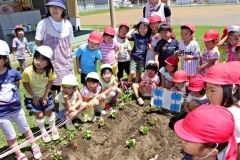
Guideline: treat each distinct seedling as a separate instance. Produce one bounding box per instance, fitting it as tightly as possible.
[118,102,126,110]
[109,110,118,119]
[140,126,150,135]
[126,138,136,149]
[146,117,157,126]
[83,130,92,140]
[50,150,63,160]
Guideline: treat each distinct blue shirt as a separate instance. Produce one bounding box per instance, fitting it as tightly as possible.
[155,38,179,69]
[0,67,21,117]
[129,33,150,63]
[76,43,102,74]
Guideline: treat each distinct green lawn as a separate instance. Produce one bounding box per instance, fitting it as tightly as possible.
[0,25,225,153]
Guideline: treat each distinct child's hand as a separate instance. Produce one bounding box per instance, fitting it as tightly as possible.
[41,95,48,105]
[77,68,81,74]
[63,94,69,100]
[33,96,40,106]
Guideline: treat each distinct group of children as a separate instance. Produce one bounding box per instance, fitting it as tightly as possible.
[1,12,240,159]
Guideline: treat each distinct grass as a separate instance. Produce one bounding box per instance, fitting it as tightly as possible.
[0,25,225,154]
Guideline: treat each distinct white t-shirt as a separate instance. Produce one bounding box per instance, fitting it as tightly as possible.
[186,94,208,102]
[35,17,74,44]
[57,90,80,110]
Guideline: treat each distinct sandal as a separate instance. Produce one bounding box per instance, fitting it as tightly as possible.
[17,154,28,160]
[31,144,42,159]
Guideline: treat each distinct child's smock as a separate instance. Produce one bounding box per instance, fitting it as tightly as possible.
[12,37,28,60]
[201,46,220,73]
[159,67,173,88]
[76,43,102,74]
[22,66,56,98]
[0,67,21,117]
[114,36,131,62]
[80,86,102,120]
[179,40,200,76]
[100,76,117,90]
[35,16,74,86]
[140,72,160,96]
[99,41,119,65]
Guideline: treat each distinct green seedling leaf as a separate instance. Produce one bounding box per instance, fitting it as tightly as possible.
[146,117,157,126]
[109,110,118,119]
[126,138,136,149]
[83,130,92,140]
[140,126,150,135]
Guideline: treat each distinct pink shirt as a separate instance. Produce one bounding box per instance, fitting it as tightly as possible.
[99,41,119,65]
[201,46,220,73]
[227,46,236,62]
[140,72,160,97]
[80,86,102,101]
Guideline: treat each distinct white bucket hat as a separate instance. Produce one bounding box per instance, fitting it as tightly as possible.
[227,25,240,33]
[85,72,100,81]
[0,40,10,56]
[100,64,112,70]
[36,46,53,59]
[61,74,78,86]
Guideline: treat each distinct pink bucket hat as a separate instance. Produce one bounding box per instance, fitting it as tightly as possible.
[174,104,237,160]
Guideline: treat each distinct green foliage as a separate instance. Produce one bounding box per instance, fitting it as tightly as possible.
[109,110,118,119]
[139,126,150,135]
[126,138,136,149]
[146,117,157,127]
[50,150,63,160]
[83,130,92,140]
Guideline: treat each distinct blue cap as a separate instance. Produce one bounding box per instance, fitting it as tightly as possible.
[46,0,66,10]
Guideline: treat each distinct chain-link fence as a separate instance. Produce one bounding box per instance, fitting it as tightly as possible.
[77,0,239,12]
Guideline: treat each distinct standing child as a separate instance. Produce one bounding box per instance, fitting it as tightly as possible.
[155,23,179,69]
[12,25,32,73]
[99,27,120,77]
[0,40,42,160]
[176,24,200,77]
[128,18,150,83]
[22,46,59,143]
[159,55,179,89]
[183,75,208,113]
[76,31,103,84]
[145,15,162,65]
[78,72,105,122]
[56,74,82,130]
[199,30,220,74]
[132,60,160,106]
[114,22,131,80]
[100,64,121,110]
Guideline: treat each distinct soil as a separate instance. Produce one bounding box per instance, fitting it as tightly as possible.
[41,100,183,160]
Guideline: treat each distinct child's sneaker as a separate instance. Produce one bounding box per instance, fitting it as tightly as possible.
[51,129,60,141]
[41,132,51,143]
[137,97,144,106]
[66,121,76,130]
[31,144,42,159]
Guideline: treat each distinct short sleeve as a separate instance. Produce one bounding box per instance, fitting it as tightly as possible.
[81,87,90,97]
[76,47,83,58]
[155,75,160,85]
[159,67,166,75]
[155,41,161,53]
[186,94,193,102]
[14,69,21,81]
[210,50,220,60]
[12,38,17,48]
[193,42,200,57]
[96,49,102,60]
[57,92,65,104]
[69,24,74,44]
[164,5,171,17]
[128,33,136,41]
[35,20,46,41]
[48,70,56,81]
[21,68,30,83]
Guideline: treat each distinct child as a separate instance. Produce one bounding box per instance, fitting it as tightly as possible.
[183,75,208,113]
[199,30,220,74]
[78,72,105,122]
[202,62,240,159]
[99,27,120,77]
[235,41,240,61]
[132,60,160,106]
[225,25,240,62]
[171,70,188,95]
[100,64,121,110]
[12,24,32,73]
[174,104,237,160]
[22,46,59,143]
[0,40,42,160]
[128,18,150,83]
[76,31,103,84]
[155,23,179,69]
[114,22,131,80]
[145,15,162,65]
[56,74,82,130]
[159,55,179,89]
[176,24,200,77]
